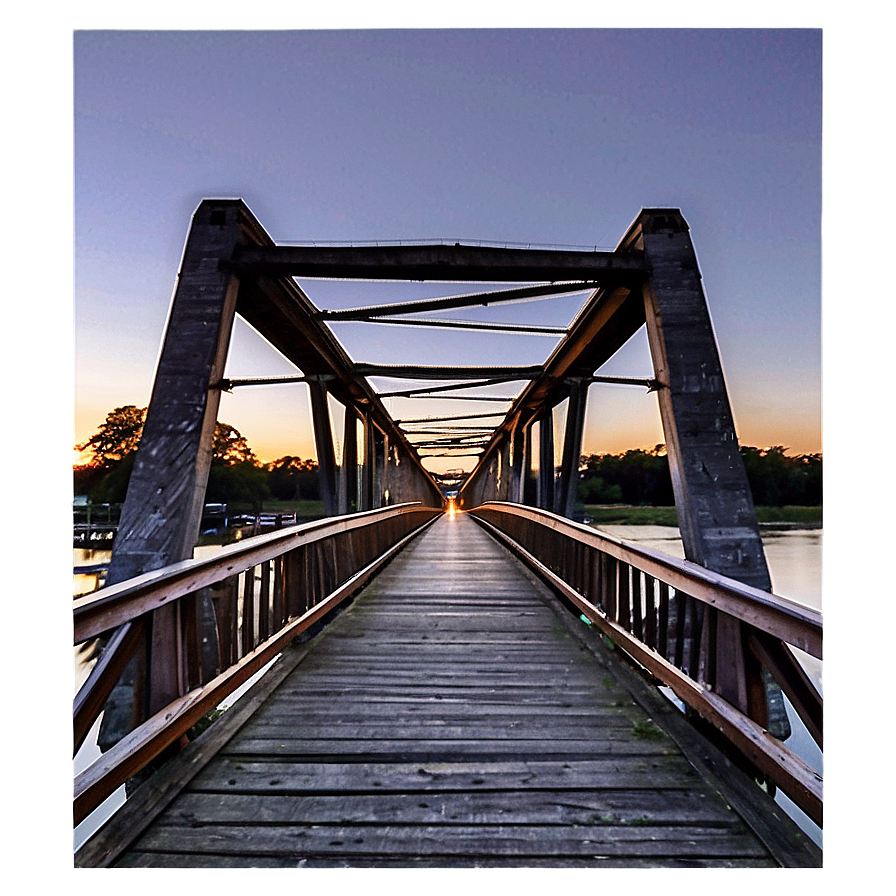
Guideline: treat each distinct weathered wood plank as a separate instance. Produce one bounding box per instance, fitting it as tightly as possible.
[117,852,777,869]
[155,787,737,825]
[222,738,675,758]
[127,822,769,860]
[104,513,816,868]
[185,757,702,793]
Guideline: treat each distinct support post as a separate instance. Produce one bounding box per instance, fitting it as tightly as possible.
[341,404,358,514]
[308,378,338,517]
[509,423,527,505]
[557,379,589,519]
[522,423,536,506]
[537,413,554,511]
[99,200,244,749]
[373,428,386,508]
[636,210,785,735]
[361,412,375,510]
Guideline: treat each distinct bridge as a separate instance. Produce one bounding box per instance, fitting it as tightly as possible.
[73,201,822,867]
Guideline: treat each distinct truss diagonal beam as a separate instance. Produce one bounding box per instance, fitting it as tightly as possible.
[403,394,518,402]
[377,377,519,399]
[318,282,599,320]
[395,412,507,424]
[355,364,542,381]
[349,317,567,336]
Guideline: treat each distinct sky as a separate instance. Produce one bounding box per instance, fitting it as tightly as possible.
[70,26,824,476]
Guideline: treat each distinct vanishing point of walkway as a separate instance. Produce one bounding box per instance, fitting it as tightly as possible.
[103,513,817,867]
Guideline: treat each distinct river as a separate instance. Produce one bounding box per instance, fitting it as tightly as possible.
[73,523,823,851]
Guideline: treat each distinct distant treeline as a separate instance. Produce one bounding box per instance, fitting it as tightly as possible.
[578,445,822,507]
[75,408,821,511]
[73,405,320,509]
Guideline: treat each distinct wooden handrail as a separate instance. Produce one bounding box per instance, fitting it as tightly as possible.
[74,503,434,645]
[74,515,437,824]
[468,502,823,828]
[471,502,821,657]
[74,504,441,823]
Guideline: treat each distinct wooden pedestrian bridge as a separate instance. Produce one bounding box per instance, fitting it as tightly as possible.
[73,201,822,867]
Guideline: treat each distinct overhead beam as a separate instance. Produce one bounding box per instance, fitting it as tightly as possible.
[228,243,647,283]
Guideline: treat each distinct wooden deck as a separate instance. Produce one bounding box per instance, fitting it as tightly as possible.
[85,512,820,867]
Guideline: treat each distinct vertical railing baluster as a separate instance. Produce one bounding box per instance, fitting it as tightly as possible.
[257,562,269,643]
[228,577,240,668]
[631,569,643,640]
[285,548,305,619]
[271,557,283,632]
[671,588,687,670]
[643,575,657,649]
[657,581,670,660]
[617,563,631,632]
[703,605,718,689]
[314,540,324,610]
[210,576,239,673]
[604,555,618,623]
[590,549,602,611]
[685,597,705,680]
[180,592,201,692]
[241,566,255,657]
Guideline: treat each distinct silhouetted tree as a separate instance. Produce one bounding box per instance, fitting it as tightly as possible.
[577,445,821,507]
[266,456,320,501]
[74,406,272,505]
[76,405,146,469]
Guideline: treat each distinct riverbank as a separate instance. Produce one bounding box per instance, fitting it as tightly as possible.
[583,505,822,528]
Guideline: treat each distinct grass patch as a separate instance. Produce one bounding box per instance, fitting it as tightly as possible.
[631,718,665,741]
[227,499,325,518]
[584,505,679,526]
[583,504,821,527]
[755,505,822,526]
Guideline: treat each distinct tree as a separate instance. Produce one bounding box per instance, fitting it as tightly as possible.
[74,406,270,504]
[212,423,257,465]
[576,444,823,509]
[266,456,320,501]
[76,405,146,469]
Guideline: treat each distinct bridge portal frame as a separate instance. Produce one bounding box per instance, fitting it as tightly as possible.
[94,200,800,755]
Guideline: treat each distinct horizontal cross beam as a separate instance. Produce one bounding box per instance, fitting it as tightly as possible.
[227,243,647,283]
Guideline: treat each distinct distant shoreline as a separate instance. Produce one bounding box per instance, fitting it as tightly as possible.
[583,505,822,529]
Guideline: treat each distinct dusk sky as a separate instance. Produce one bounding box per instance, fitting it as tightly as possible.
[72,27,823,475]
[11,9,891,874]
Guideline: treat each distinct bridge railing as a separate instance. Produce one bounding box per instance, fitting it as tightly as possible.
[73,503,441,826]
[468,502,823,827]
